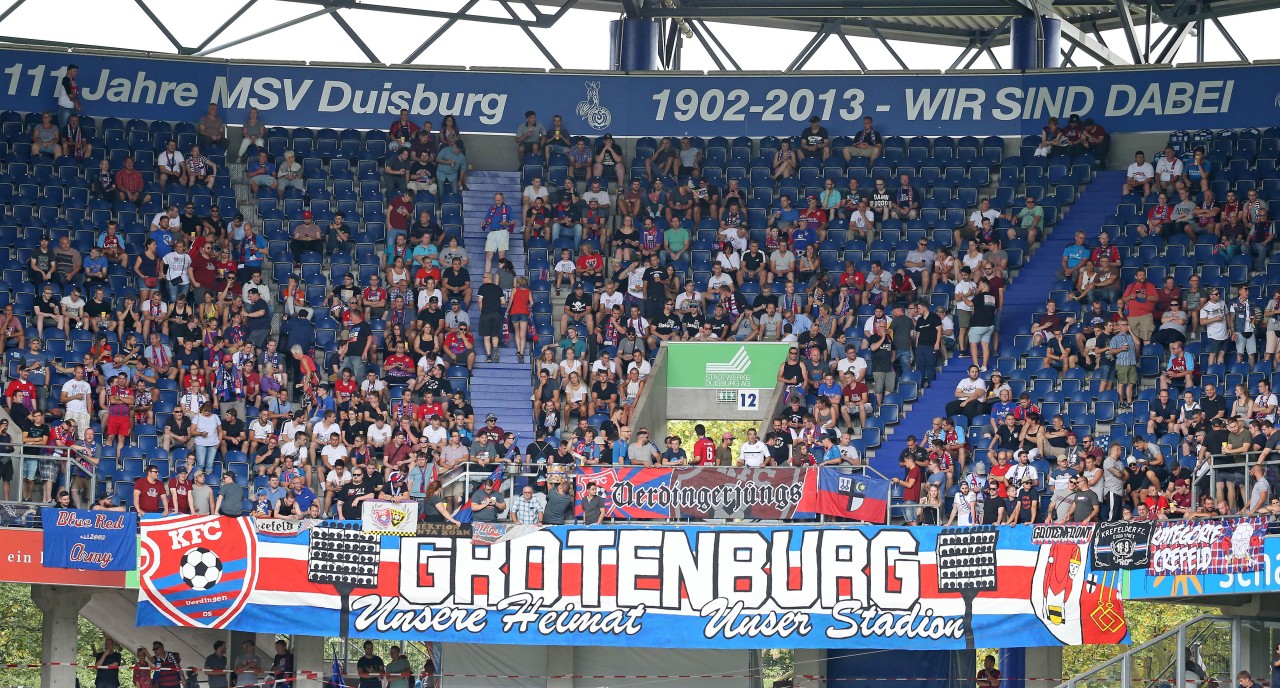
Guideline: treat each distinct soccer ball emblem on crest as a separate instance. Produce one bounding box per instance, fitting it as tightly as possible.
[179,547,223,591]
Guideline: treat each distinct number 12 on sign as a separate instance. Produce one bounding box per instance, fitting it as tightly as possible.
[737,390,759,411]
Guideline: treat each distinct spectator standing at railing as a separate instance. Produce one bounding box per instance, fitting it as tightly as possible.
[95,637,122,688]
[356,642,384,688]
[384,647,411,688]
[133,464,168,514]
[203,641,228,688]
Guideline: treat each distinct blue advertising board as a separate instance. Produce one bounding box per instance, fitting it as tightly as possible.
[0,46,1269,136]
[40,507,137,571]
[137,515,1128,648]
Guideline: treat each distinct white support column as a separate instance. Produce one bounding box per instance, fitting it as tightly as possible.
[1024,647,1064,687]
[31,585,93,688]
[546,646,574,688]
[292,636,325,688]
[792,650,825,688]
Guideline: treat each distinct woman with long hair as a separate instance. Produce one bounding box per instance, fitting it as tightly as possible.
[422,479,462,525]
[508,275,532,363]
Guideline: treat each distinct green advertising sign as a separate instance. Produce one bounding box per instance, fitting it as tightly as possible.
[665,342,792,389]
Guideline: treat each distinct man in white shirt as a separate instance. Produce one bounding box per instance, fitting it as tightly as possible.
[60,364,93,439]
[954,267,977,344]
[157,140,186,189]
[319,432,348,473]
[311,412,341,451]
[422,416,448,452]
[737,428,771,467]
[581,180,611,211]
[522,176,549,213]
[945,364,987,421]
[1154,146,1185,195]
[1124,150,1155,197]
[323,459,353,514]
[162,238,193,302]
[1200,288,1230,365]
[834,348,868,382]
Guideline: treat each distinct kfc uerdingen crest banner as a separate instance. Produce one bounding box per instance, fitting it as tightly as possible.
[137,515,1129,649]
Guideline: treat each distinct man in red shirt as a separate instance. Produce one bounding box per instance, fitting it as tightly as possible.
[389,189,414,238]
[5,367,35,413]
[799,196,828,242]
[988,450,1012,499]
[891,455,923,524]
[190,242,220,304]
[334,369,358,411]
[168,465,193,515]
[105,373,134,455]
[692,424,716,466]
[442,324,476,370]
[1120,267,1158,350]
[133,464,169,513]
[576,244,605,287]
[1089,231,1120,265]
[113,156,150,207]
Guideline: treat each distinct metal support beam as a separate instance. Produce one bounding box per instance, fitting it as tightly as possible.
[833,31,869,71]
[864,22,908,69]
[1210,16,1248,61]
[688,19,731,70]
[0,0,29,27]
[272,0,575,29]
[1113,0,1144,62]
[949,41,975,70]
[1196,13,1204,61]
[620,0,641,17]
[786,26,830,71]
[1061,42,1078,66]
[132,0,185,52]
[695,20,742,70]
[402,0,479,63]
[984,47,1002,68]
[499,0,562,69]
[195,7,332,56]
[1154,20,1191,62]
[959,18,1009,70]
[331,11,380,63]
[193,0,258,53]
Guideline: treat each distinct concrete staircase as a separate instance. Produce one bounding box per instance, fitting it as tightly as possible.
[460,171,535,442]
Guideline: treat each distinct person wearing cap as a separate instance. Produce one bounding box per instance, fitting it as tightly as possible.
[798,115,831,160]
[290,211,323,264]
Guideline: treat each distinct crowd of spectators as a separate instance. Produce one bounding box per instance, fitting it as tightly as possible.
[891,132,1280,528]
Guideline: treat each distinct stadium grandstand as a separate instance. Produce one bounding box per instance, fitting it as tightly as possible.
[5,2,1280,688]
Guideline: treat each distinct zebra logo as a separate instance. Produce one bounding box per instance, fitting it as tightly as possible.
[577,80,612,131]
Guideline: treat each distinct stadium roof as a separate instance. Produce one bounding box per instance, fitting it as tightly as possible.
[0,0,1274,70]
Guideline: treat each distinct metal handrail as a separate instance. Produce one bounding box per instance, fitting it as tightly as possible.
[0,447,97,510]
[1061,614,1227,688]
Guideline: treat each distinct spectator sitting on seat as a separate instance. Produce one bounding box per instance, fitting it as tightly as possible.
[157,139,187,189]
[889,174,918,221]
[243,149,279,198]
[1084,256,1118,307]
[1033,116,1067,157]
[843,115,883,164]
[514,109,544,162]
[946,365,987,422]
[1152,297,1189,349]
[566,138,593,180]
[593,134,625,187]
[1003,194,1044,245]
[1155,146,1185,195]
[388,109,419,151]
[1030,299,1073,347]
[61,113,92,161]
[195,102,226,150]
[272,149,303,200]
[183,145,217,191]
[30,111,62,158]
[1125,154,1155,199]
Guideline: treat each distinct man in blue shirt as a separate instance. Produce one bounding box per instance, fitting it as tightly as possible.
[246,151,276,196]
[150,217,175,259]
[1057,230,1090,280]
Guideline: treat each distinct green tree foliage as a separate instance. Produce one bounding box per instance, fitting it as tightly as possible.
[1062,602,1217,679]
[666,420,761,455]
[0,583,110,688]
